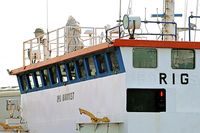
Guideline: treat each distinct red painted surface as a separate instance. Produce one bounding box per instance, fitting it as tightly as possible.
[113,39,200,49]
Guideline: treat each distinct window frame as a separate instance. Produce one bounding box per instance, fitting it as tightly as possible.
[106,50,120,74]
[48,65,59,85]
[171,49,195,69]
[17,47,125,94]
[85,56,97,77]
[40,68,51,87]
[76,58,87,80]
[19,74,29,92]
[35,70,43,88]
[58,63,69,83]
[27,72,37,90]
[95,53,108,74]
[132,47,158,68]
[66,61,77,81]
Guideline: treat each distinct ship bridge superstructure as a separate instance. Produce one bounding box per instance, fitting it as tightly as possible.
[9,0,200,132]
[10,37,200,133]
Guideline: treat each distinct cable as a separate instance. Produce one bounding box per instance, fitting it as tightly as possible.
[46,0,49,34]
[144,8,149,33]
[194,0,199,41]
[184,0,188,41]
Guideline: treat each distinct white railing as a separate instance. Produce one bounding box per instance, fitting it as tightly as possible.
[23,26,119,66]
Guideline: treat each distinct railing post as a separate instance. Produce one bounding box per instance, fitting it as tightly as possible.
[188,16,192,42]
[174,22,178,41]
[30,40,33,65]
[94,28,97,45]
[23,42,25,66]
[57,29,59,56]
[64,27,66,53]
[38,38,41,61]
[93,28,95,45]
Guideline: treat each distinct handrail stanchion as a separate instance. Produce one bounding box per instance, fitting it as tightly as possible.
[188,15,200,42]
[23,43,25,66]
[30,41,33,65]
[188,16,192,42]
[56,29,59,56]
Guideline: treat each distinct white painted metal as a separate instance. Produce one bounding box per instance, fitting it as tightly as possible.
[18,1,200,132]
[20,47,200,133]
[121,47,200,133]
[21,74,126,133]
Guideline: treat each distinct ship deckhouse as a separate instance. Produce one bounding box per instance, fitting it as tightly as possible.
[9,0,200,131]
[11,43,125,94]
[10,37,200,133]
[11,39,199,94]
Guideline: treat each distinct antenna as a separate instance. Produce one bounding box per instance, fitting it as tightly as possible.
[46,0,49,34]
[127,0,133,15]
[184,0,188,41]
[45,0,50,60]
[117,0,122,38]
[194,0,199,41]
[116,0,122,23]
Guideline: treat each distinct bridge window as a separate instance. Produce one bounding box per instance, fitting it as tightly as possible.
[107,51,119,73]
[36,71,42,88]
[76,59,86,79]
[67,62,77,80]
[133,48,157,68]
[17,47,125,94]
[49,66,58,84]
[171,49,195,69]
[28,73,35,89]
[85,56,96,77]
[20,75,28,92]
[59,64,68,82]
[42,69,50,86]
[96,54,107,73]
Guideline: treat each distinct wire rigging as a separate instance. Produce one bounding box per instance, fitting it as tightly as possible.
[46,0,49,34]
[194,0,199,41]
[183,0,188,41]
[144,8,149,33]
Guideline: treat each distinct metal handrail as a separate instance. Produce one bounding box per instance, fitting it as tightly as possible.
[188,15,200,41]
[23,26,106,66]
[23,21,178,66]
[105,20,177,44]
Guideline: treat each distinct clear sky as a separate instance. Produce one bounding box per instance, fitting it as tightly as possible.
[0,0,197,87]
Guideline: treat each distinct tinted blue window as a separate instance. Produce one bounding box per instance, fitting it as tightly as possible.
[17,48,125,93]
[76,59,86,79]
[41,69,50,86]
[67,62,76,80]
[58,64,68,82]
[49,66,58,84]
[96,54,107,73]
[20,75,28,92]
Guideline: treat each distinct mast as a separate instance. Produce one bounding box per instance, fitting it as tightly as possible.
[163,0,175,41]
